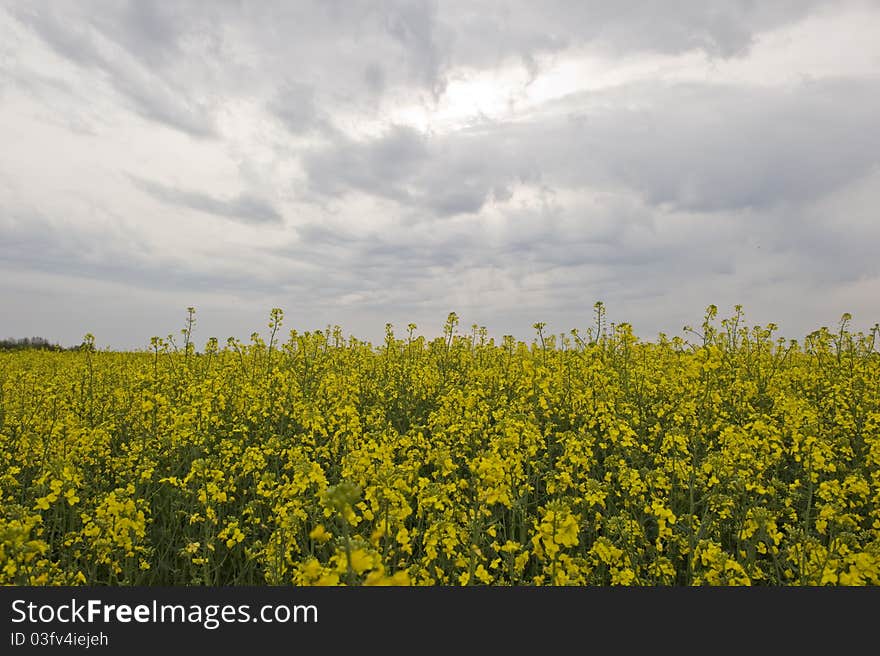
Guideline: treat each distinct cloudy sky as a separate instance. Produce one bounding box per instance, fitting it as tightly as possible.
[1,1,878,349]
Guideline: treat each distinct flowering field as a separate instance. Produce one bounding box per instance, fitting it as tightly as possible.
[2,305,879,586]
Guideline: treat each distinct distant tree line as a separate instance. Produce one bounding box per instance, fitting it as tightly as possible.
[0,337,72,352]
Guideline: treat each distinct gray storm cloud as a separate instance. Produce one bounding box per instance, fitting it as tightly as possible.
[0,0,877,349]
[130,177,283,225]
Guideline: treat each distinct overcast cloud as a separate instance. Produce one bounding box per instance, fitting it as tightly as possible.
[1,0,878,349]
